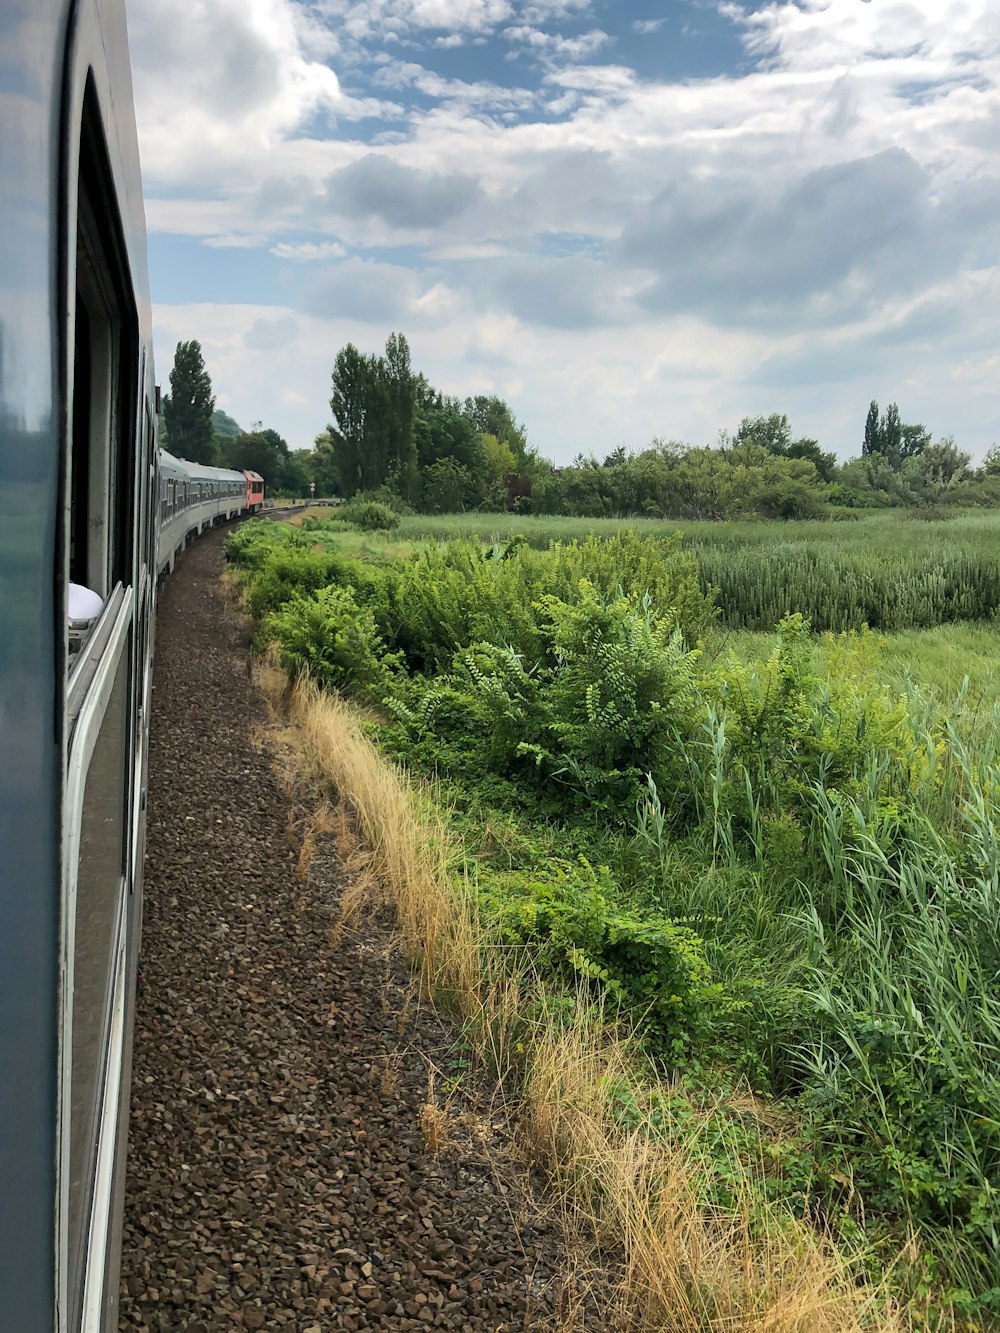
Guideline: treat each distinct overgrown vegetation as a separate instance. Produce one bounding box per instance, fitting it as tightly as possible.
[377,508,1000,633]
[265,670,904,1333]
[228,515,1000,1326]
[163,330,999,513]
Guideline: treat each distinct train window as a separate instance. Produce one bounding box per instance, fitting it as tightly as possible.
[68,81,138,626]
[63,77,140,1333]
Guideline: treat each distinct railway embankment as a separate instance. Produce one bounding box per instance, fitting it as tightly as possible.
[118,526,604,1331]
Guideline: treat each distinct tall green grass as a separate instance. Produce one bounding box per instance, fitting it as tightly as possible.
[390,510,1000,633]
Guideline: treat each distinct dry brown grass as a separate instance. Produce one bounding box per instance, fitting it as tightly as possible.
[261,668,481,1008]
[254,655,906,1333]
[294,801,337,882]
[522,1019,903,1333]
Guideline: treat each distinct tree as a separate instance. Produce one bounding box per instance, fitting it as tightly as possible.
[480,433,518,509]
[879,402,902,470]
[414,397,481,474]
[734,413,792,456]
[384,332,418,502]
[863,400,880,457]
[310,429,342,497]
[222,426,290,492]
[786,437,837,484]
[462,394,529,465]
[421,457,474,513]
[328,333,423,498]
[163,340,216,463]
[729,413,836,482]
[918,436,970,490]
[281,450,312,497]
[900,422,931,461]
[329,343,385,494]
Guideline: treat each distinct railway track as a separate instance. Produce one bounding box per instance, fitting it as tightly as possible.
[118,526,601,1331]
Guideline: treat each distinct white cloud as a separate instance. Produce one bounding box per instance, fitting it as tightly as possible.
[503,24,610,60]
[316,0,513,43]
[135,0,1000,461]
[154,253,999,466]
[271,239,347,260]
[129,0,388,187]
[370,57,537,110]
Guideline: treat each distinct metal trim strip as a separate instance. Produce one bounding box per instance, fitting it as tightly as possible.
[57,584,134,1333]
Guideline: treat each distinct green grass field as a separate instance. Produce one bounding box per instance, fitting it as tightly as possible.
[256,508,1000,1319]
[392,505,1000,550]
[311,507,1000,633]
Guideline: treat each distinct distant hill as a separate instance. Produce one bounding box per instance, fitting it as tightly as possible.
[212,409,243,440]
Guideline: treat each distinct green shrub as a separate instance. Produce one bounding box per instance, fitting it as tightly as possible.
[266,585,398,696]
[340,499,400,531]
[483,856,716,1054]
[224,521,297,570]
[245,546,352,619]
[388,580,704,814]
[387,530,715,672]
[526,581,704,807]
[702,615,914,841]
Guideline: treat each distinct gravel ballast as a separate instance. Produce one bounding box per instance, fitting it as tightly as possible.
[118,524,599,1332]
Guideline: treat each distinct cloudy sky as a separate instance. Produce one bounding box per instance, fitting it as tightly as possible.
[126,0,999,463]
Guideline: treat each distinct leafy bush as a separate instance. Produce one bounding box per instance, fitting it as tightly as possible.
[388,580,704,813]
[483,857,716,1054]
[339,499,400,531]
[703,615,914,837]
[245,546,352,619]
[224,521,297,570]
[266,585,398,696]
[527,582,704,805]
[387,530,715,672]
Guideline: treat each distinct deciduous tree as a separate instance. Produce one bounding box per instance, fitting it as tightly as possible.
[222,426,290,492]
[879,402,902,470]
[329,343,383,494]
[863,400,880,457]
[164,340,216,463]
[384,332,418,502]
[900,422,931,461]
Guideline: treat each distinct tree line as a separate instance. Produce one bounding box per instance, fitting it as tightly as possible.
[160,340,312,495]
[161,336,999,517]
[317,332,544,511]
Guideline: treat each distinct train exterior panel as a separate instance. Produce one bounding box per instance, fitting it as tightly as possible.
[0,0,155,1329]
[0,1,266,1329]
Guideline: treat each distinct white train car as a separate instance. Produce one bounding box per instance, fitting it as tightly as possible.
[156,451,249,574]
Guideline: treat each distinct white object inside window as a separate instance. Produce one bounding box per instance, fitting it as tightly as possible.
[68,582,105,658]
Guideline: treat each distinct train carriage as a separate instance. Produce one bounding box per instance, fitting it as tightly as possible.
[156,451,247,574]
[0,0,155,1328]
[0,2,273,1326]
[243,468,265,513]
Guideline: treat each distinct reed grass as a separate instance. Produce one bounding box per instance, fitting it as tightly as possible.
[384,510,1000,633]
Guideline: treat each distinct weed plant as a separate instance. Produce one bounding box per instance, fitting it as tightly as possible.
[227,517,1000,1322]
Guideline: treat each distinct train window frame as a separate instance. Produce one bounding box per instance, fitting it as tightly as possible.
[59,73,142,1333]
[67,79,139,672]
